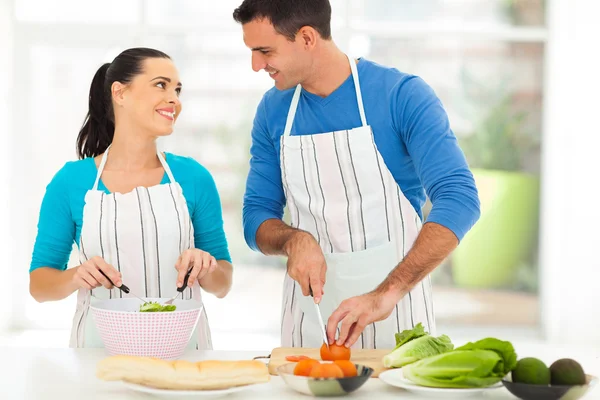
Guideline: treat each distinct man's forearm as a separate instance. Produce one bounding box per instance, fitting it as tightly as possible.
[255,218,306,256]
[376,222,459,296]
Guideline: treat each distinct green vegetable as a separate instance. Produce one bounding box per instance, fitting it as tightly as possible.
[455,337,517,373]
[402,337,517,388]
[403,349,505,388]
[382,324,454,368]
[550,358,586,386]
[139,302,177,312]
[394,323,427,348]
[512,357,550,385]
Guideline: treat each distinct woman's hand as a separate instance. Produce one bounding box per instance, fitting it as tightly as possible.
[73,256,122,290]
[175,249,217,288]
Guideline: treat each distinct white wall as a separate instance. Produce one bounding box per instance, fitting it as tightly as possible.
[540,0,600,346]
[0,0,14,333]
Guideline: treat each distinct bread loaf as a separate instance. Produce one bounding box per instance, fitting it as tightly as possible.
[96,355,270,390]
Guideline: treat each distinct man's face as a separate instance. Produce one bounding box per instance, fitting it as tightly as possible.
[242,18,310,90]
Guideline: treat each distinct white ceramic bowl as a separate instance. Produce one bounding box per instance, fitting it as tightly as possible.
[277,363,373,397]
[90,297,202,360]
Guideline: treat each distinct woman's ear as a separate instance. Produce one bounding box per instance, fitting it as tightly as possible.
[111,81,127,107]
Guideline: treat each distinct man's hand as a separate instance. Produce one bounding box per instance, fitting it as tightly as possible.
[284,231,327,303]
[326,222,458,347]
[254,219,327,303]
[326,289,400,347]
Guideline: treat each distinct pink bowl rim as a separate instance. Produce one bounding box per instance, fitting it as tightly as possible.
[90,300,203,315]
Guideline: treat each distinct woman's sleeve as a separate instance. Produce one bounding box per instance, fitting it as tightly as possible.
[191,164,232,263]
[29,164,76,272]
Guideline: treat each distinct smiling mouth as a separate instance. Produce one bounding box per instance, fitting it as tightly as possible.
[157,110,175,120]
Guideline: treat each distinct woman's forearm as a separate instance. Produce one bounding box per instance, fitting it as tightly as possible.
[29,267,80,302]
[198,260,233,298]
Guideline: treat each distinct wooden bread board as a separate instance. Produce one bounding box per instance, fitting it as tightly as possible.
[267,347,392,378]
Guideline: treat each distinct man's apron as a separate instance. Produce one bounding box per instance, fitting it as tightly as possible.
[279,55,435,349]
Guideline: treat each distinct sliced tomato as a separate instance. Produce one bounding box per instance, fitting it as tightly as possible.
[285,355,311,362]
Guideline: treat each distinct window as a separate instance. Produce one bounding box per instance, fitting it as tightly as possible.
[9,0,546,348]
[15,0,141,24]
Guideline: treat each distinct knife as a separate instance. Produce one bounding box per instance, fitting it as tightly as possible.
[309,286,330,350]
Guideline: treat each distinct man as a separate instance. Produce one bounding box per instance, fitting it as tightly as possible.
[233,0,480,349]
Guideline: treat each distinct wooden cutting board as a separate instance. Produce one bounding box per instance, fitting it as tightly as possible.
[267,347,392,378]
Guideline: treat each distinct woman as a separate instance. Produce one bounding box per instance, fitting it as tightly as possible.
[28,47,233,350]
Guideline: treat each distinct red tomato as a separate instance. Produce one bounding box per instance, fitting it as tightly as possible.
[286,355,311,362]
[293,359,320,376]
[309,363,344,378]
[334,360,358,377]
[320,343,351,361]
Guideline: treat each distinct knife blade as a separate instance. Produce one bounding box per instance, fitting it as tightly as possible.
[309,287,329,350]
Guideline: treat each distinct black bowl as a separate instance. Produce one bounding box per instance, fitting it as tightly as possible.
[502,374,598,400]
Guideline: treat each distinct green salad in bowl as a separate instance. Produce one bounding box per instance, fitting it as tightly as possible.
[90,297,203,359]
[139,301,176,312]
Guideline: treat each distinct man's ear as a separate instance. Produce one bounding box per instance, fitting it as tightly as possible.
[297,25,318,50]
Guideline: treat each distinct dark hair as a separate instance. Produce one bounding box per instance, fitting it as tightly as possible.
[232,0,332,41]
[76,47,171,159]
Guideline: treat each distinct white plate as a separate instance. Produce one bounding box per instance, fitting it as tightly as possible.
[122,381,258,398]
[378,369,503,398]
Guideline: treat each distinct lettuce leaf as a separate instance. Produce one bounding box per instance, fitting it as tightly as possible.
[401,338,518,388]
[383,333,454,368]
[139,302,177,312]
[455,337,517,374]
[394,323,427,349]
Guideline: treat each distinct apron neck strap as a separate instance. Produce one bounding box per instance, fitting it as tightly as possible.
[157,150,176,183]
[347,54,368,127]
[92,145,177,191]
[283,84,302,137]
[282,54,368,137]
[93,145,110,190]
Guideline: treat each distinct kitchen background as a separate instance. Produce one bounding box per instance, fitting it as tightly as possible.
[0,0,598,350]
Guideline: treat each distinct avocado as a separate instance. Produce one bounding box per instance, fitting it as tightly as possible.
[549,358,586,386]
[512,357,551,385]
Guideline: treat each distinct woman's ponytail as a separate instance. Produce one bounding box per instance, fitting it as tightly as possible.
[76,63,114,159]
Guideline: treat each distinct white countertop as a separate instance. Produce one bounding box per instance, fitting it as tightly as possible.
[1,344,599,399]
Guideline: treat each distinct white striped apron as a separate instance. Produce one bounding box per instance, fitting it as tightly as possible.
[69,146,213,350]
[279,54,435,349]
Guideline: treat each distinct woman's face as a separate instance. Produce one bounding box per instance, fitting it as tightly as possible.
[114,57,183,137]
